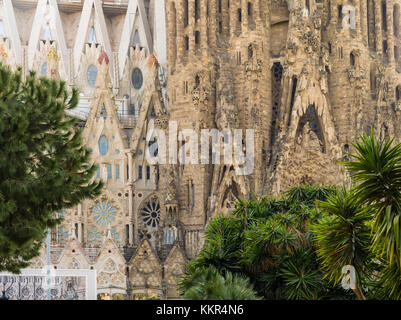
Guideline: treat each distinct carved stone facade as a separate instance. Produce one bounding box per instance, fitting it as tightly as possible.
[3,0,401,299]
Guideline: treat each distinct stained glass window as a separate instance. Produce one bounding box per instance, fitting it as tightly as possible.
[87,64,98,87]
[0,20,6,37]
[88,26,97,43]
[132,30,140,46]
[131,68,143,90]
[99,135,109,155]
[115,164,120,179]
[107,164,112,179]
[91,201,117,227]
[42,24,52,41]
[41,62,48,76]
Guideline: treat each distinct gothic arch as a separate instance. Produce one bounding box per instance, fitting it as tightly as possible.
[73,0,112,77]
[295,104,326,153]
[118,0,153,78]
[27,0,68,78]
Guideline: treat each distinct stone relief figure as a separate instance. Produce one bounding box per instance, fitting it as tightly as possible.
[215,90,239,130]
[191,71,210,107]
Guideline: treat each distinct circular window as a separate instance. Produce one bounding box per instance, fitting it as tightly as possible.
[140,199,160,228]
[87,64,98,87]
[132,68,143,90]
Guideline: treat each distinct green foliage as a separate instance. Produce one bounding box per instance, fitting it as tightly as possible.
[180,185,351,300]
[310,187,372,299]
[178,265,261,300]
[344,131,401,265]
[342,131,401,299]
[0,63,103,272]
[311,187,372,284]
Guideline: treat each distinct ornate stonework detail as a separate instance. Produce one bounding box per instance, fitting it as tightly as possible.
[9,0,400,299]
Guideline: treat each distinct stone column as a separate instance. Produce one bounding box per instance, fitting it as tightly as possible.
[388,3,395,63]
[127,151,134,183]
[177,0,185,59]
[200,0,208,56]
[229,0,237,38]
[375,0,383,54]
[241,0,248,29]
[209,0,217,46]
[189,0,196,54]
[78,223,83,243]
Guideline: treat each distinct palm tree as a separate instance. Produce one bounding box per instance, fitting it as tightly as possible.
[344,132,401,298]
[178,265,261,300]
[310,187,372,300]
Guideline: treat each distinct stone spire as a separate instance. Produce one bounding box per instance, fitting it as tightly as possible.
[96,50,112,89]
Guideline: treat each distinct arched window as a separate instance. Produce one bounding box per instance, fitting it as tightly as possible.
[42,24,52,41]
[195,0,200,20]
[396,85,401,101]
[41,62,48,76]
[185,36,189,50]
[99,136,109,155]
[248,2,252,16]
[184,0,189,27]
[87,64,98,87]
[132,30,140,47]
[394,5,400,37]
[338,5,343,22]
[382,1,387,32]
[350,52,355,66]
[367,0,376,50]
[88,26,97,43]
[132,68,143,89]
[0,20,6,38]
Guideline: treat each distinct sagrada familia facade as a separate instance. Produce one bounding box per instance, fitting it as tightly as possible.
[0,0,400,299]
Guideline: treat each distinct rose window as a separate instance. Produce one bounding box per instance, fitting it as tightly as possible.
[91,201,117,227]
[140,199,160,228]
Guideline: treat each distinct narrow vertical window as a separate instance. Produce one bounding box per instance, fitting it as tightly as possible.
[115,164,120,179]
[394,5,400,37]
[138,165,143,180]
[185,36,189,50]
[107,164,112,179]
[96,164,100,179]
[338,5,343,22]
[195,0,200,20]
[146,166,151,180]
[350,52,355,66]
[88,26,97,43]
[184,0,189,26]
[125,224,129,244]
[0,20,6,38]
[382,1,387,32]
[42,24,52,41]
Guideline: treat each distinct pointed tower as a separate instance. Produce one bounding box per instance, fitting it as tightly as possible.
[73,0,113,85]
[0,0,22,68]
[27,0,68,79]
